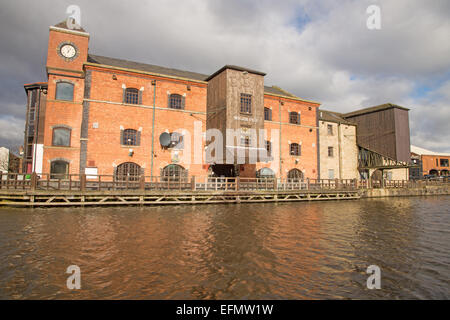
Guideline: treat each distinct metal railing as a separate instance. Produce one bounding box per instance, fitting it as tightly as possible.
[0,172,449,192]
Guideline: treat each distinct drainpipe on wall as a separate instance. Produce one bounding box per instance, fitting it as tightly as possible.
[32,86,42,174]
[316,108,320,180]
[150,80,156,178]
[338,122,342,179]
[279,99,282,178]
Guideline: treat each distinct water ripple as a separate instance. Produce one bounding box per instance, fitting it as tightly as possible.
[0,196,449,299]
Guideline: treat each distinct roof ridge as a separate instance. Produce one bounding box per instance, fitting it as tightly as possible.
[271,85,296,98]
[87,53,209,78]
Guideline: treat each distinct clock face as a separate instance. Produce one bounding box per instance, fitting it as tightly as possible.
[60,44,77,59]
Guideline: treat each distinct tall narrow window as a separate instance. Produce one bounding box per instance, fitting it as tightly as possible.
[328,146,334,157]
[264,107,272,121]
[125,88,139,104]
[327,124,333,135]
[289,112,300,124]
[290,143,301,156]
[265,140,272,156]
[55,82,74,101]
[122,129,138,146]
[240,93,252,114]
[52,127,71,146]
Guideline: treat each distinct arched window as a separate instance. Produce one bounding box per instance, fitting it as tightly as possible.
[429,169,439,176]
[290,143,301,156]
[52,127,71,146]
[169,94,183,109]
[264,107,272,121]
[115,162,141,181]
[125,88,139,104]
[287,169,303,182]
[256,167,275,178]
[122,129,138,146]
[161,164,187,181]
[55,82,74,101]
[50,160,69,179]
[289,112,300,124]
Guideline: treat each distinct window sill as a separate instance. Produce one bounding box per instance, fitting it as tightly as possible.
[45,145,77,150]
[121,145,140,148]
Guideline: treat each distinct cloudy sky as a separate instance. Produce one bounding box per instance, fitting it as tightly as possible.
[1,0,449,152]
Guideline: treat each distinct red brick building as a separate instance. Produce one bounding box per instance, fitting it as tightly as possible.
[23,21,320,180]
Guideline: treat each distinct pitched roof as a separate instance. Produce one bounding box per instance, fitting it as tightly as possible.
[410,145,450,156]
[319,110,355,125]
[263,85,297,98]
[87,54,208,81]
[53,20,86,33]
[343,103,409,118]
[86,54,317,102]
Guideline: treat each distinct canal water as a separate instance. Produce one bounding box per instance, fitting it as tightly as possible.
[0,196,449,299]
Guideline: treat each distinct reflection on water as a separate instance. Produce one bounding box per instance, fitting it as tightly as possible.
[0,196,449,299]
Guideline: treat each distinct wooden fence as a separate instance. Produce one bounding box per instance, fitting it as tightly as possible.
[1,172,448,192]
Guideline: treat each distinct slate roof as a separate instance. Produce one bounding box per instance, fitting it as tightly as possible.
[410,145,450,156]
[86,54,313,100]
[319,110,355,125]
[343,103,409,118]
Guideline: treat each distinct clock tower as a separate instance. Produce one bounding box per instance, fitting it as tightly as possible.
[40,20,90,176]
[46,20,89,74]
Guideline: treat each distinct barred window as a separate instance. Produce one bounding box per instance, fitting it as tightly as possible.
[290,143,301,156]
[125,88,139,104]
[52,127,71,146]
[123,129,138,146]
[162,164,187,181]
[55,82,74,101]
[115,162,141,181]
[288,168,303,181]
[240,93,252,114]
[264,107,272,121]
[289,112,300,124]
[169,94,183,109]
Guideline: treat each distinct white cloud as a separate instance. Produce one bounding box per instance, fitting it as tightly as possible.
[0,116,25,147]
[0,0,449,152]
